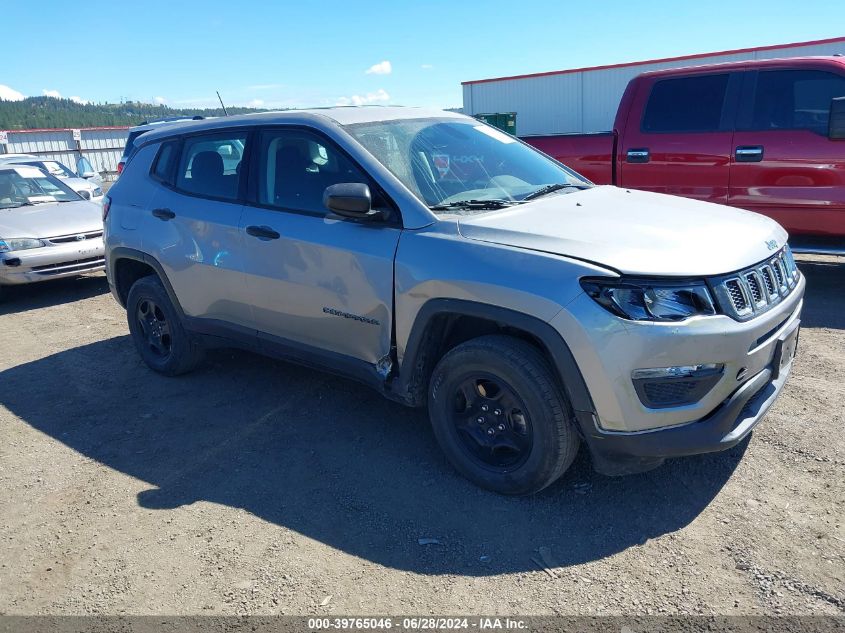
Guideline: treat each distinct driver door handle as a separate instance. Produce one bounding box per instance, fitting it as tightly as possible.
[151,208,175,220]
[246,225,281,240]
[735,146,764,162]
[626,148,650,163]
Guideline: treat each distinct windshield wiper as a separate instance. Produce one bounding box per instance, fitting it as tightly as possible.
[429,199,516,211]
[522,183,589,201]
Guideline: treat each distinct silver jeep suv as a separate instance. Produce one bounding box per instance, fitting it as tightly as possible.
[103,107,804,495]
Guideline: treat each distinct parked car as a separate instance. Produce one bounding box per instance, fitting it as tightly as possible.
[0,154,103,203]
[0,165,105,299]
[117,116,205,176]
[104,107,804,495]
[523,56,845,254]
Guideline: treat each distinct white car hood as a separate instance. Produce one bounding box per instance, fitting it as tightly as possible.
[0,200,103,239]
[457,186,788,276]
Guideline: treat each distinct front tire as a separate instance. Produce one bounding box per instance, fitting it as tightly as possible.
[428,335,580,495]
[126,275,203,376]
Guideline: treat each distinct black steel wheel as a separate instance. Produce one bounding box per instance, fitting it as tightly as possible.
[135,297,173,359]
[429,335,580,495]
[126,275,203,376]
[451,374,533,471]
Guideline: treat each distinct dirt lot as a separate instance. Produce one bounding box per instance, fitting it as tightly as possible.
[0,256,842,616]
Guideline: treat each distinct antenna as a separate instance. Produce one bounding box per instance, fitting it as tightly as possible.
[216,91,229,116]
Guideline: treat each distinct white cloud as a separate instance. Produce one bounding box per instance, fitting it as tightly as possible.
[421,64,434,70]
[365,60,392,75]
[69,96,88,105]
[154,96,166,105]
[336,88,390,107]
[0,84,24,101]
[43,89,62,98]
[248,98,265,107]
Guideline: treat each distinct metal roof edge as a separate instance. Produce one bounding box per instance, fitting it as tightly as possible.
[461,36,845,85]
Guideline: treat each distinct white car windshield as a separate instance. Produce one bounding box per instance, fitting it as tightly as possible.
[0,167,81,208]
[346,118,591,212]
[31,161,76,178]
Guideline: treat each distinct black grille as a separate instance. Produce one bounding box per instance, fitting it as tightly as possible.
[47,231,103,244]
[725,279,747,312]
[711,247,800,321]
[745,273,762,303]
[762,266,776,295]
[32,256,104,273]
[772,259,784,287]
[643,380,700,405]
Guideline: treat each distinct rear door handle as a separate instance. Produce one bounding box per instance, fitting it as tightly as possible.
[735,146,764,162]
[246,225,281,240]
[626,148,650,163]
[151,208,175,220]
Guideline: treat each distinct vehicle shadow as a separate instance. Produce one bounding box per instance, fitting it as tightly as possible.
[795,257,844,330]
[0,335,748,576]
[0,274,109,316]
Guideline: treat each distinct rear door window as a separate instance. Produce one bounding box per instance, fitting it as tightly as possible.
[742,69,845,133]
[642,74,730,133]
[175,133,247,201]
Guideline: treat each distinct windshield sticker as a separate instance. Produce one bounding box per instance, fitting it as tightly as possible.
[474,125,516,144]
[432,154,450,178]
[12,166,45,179]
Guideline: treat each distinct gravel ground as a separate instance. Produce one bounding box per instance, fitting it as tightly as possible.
[0,255,842,616]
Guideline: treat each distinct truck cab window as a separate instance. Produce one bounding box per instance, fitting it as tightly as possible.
[642,74,729,133]
[747,70,845,133]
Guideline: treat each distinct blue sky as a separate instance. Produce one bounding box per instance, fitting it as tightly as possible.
[2,0,843,110]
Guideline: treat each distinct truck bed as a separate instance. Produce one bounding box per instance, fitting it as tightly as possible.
[522,132,616,185]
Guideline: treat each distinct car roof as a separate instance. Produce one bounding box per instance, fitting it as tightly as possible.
[0,154,38,161]
[137,106,468,145]
[128,116,209,133]
[639,55,845,78]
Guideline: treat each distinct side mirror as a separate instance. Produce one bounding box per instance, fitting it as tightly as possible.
[323,183,386,220]
[80,171,98,179]
[829,97,845,140]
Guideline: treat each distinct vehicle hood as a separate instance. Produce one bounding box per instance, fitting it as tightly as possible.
[63,176,97,191]
[0,200,103,239]
[457,186,789,276]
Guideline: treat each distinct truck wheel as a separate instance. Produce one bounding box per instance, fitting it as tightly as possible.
[428,335,580,495]
[126,275,203,376]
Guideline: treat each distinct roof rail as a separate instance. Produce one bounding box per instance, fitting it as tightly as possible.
[137,115,204,126]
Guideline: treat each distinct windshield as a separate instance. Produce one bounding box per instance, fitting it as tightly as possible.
[24,161,75,178]
[0,167,82,208]
[346,118,591,212]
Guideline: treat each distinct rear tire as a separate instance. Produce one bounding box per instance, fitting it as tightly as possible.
[428,334,580,495]
[126,275,203,376]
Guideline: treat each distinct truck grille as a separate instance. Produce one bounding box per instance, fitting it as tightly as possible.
[710,247,800,321]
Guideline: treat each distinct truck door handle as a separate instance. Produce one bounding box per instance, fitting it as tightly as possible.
[152,208,175,220]
[735,146,764,162]
[626,148,650,163]
[246,225,281,240]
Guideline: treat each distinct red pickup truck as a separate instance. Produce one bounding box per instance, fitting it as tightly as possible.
[523,57,845,254]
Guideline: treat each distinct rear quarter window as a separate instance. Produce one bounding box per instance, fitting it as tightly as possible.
[150,141,179,184]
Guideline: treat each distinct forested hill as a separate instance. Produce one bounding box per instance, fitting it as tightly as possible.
[0,97,269,130]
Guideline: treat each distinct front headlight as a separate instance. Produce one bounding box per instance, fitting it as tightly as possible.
[92,187,103,197]
[580,278,716,322]
[0,238,46,253]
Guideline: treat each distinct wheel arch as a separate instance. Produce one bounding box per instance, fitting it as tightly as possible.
[393,299,597,424]
[109,247,185,318]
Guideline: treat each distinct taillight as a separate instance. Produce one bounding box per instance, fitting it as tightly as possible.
[117,161,125,175]
[102,196,112,222]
